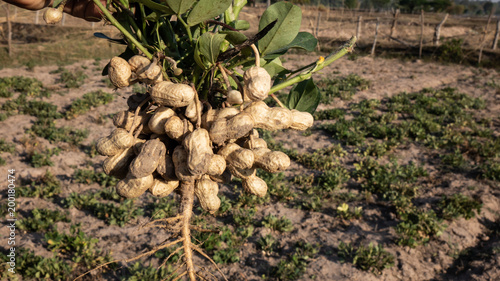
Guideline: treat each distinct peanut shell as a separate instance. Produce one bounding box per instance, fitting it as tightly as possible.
[243,66,271,101]
[183,128,213,176]
[148,107,176,134]
[151,81,195,107]
[165,116,194,141]
[149,178,179,197]
[103,146,136,179]
[172,146,199,182]
[156,154,177,181]
[210,112,254,145]
[242,175,268,197]
[128,55,151,73]
[43,8,63,24]
[195,175,221,214]
[108,57,131,88]
[116,173,154,198]
[207,154,226,176]
[129,138,166,178]
[253,148,290,173]
[290,110,314,130]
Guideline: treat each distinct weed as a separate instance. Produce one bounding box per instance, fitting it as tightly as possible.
[337,203,363,220]
[30,118,89,145]
[0,139,15,153]
[436,39,465,63]
[480,161,500,181]
[45,224,113,269]
[1,96,62,119]
[439,194,482,220]
[28,147,61,167]
[441,149,469,170]
[147,197,179,219]
[194,226,248,264]
[0,76,49,98]
[271,241,320,280]
[65,90,114,119]
[125,262,175,281]
[262,214,294,232]
[18,171,62,198]
[338,241,395,274]
[232,207,256,226]
[18,208,70,233]
[1,248,71,280]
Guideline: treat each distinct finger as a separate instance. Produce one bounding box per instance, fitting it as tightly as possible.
[64,0,104,22]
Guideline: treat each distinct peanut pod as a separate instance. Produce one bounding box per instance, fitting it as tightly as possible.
[195,175,221,214]
[151,81,195,107]
[210,112,254,145]
[242,175,268,197]
[102,146,136,179]
[156,154,177,181]
[108,57,131,88]
[243,66,271,101]
[183,128,213,176]
[172,146,199,182]
[244,101,292,131]
[148,107,176,134]
[218,143,254,170]
[149,178,179,197]
[164,116,194,141]
[129,138,166,178]
[252,148,290,173]
[290,110,314,130]
[116,173,154,198]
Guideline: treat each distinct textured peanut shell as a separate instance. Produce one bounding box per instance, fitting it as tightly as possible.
[210,169,232,183]
[172,146,198,182]
[183,128,213,176]
[102,147,136,179]
[195,175,221,214]
[227,90,243,105]
[149,178,179,197]
[116,173,154,198]
[253,148,290,173]
[244,101,293,131]
[148,107,176,134]
[227,149,255,170]
[110,128,135,149]
[207,154,226,176]
[128,55,151,73]
[228,165,256,180]
[44,8,63,24]
[242,175,268,197]
[243,66,271,101]
[290,110,314,130]
[210,112,254,145]
[151,81,195,107]
[201,107,217,130]
[185,100,202,122]
[96,136,122,156]
[156,154,177,180]
[165,116,194,141]
[129,138,166,178]
[215,107,240,121]
[108,57,131,88]
[114,111,152,134]
[243,138,268,149]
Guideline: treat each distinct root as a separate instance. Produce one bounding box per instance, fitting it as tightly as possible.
[180,181,197,281]
[191,243,228,281]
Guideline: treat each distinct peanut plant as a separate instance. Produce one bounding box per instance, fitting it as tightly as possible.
[44,0,356,279]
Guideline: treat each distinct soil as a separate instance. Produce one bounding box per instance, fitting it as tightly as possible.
[0,5,499,281]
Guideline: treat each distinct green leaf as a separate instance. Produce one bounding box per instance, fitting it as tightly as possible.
[197,32,227,66]
[230,20,250,30]
[263,57,289,78]
[165,0,196,14]
[268,32,318,54]
[220,31,247,45]
[187,0,232,26]
[287,78,320,114]
[258,2,302,55]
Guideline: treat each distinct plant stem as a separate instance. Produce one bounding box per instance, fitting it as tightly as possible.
[130,0,173,15]
[269,36,356,94]
[92,0,153,59]
[177,16,193,44]
[180,181,196,281]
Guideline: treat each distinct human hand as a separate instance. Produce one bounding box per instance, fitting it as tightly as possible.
[3,0,105,22]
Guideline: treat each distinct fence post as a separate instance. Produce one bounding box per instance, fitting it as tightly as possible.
[433,13,449,46]
[371,17,380,56]
[419,9,424,59]
[493,19,500,50]
[389,9,399,40]
[479,7,495,64]
[3,4,12,57]
[35,10,40,24]
[356,16,362,41]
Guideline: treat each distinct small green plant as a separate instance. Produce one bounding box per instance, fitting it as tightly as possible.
[0,139,16,153]
[396,209,445,248]
[64,90,114,119]
[18,208,70,233]
[262,214,294,232]
[51,67,88,88]
[439,194,482,220]
[480,161,500,181]
[45,224,113,270]
[125,262,175,281]
[337,203,363,220]
[338,241,395,275]
[258,234,279,254]
[271,241,320,280]
[318,74,370,102]
[1,248,71,280]
[436,38,465,63]
[18,171,62,198]
[0,76,49,98]
[28,147,61,167]
[73,168,119,188]
[30,118,89,145]
[232,207,256,226]
[313,108,345,120]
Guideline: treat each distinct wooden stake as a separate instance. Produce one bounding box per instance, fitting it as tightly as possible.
[389,9,399,40]
[371,18,379,56]
[479,7,495,64]
[356,16,362,41]
[493,19,500,50]
[35,10,40,25]
[419,9,424,59]
[433,13,448,46]
[3,5,12,57]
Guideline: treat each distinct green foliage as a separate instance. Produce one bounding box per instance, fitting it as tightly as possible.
[3,248,71,280]
[262,214,294,232]
[73,168,119,188]
[51,67,88,88]
[148,196,179,219]
[258,234,279,254]
[436,38,465,63]
[28,147,61,167]
[232,207,256,226]
[336,203,363,220]
[271,241,319,280]
[65,90,114,119]
[18,208,70,232]
[30,118,89,145]
[0,76,49,98]
[64,192,143,226]
[480,161,500,181]
[1,96,62,119]
[338,242,395,274]
[45,224,113,269]
[0,139,15,153]
[439,194,482,220]
[194,225,251,264]
[396,209,445,248]
[287,78,321,114]
[18,171,62,198]
[313,108,345,120]
[318,74,370,102]
[125,262,175,281]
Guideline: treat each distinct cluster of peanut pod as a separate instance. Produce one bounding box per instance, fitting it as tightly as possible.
[97,55,314,214]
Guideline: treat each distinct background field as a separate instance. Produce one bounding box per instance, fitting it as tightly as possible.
[0,3,499,281]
